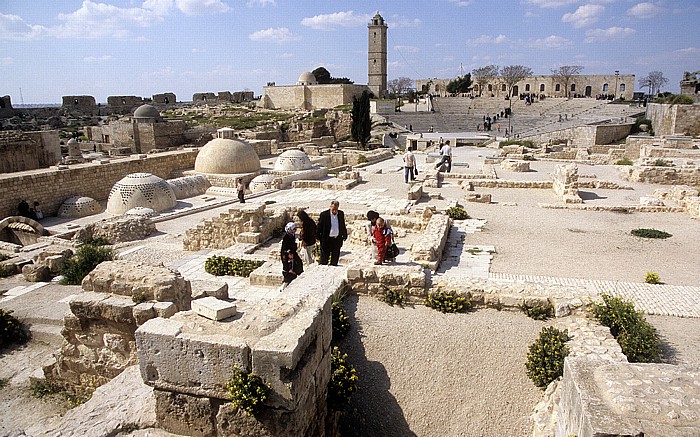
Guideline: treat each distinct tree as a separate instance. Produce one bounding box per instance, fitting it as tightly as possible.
[472,65,499,96]
[639,71,668,97]
[387,77,413,96]
[550,65,583,98]
[446,74,472,94]
[312,67,354,85]
[500,65,533,132]
[351,91,371,149]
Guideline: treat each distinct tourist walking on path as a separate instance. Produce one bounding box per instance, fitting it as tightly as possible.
[280,222,303,286]
[402,148,416,183]
[316,200,347,266]
[372,217,393,265]
[296,210,317,265]
[236,178,245,203]
[434,140,452,173]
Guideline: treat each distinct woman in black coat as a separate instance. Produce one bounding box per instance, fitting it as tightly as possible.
[296,209,317,265]
[281,222,303,285]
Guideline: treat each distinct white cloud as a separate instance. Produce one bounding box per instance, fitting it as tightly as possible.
[388,16,421,29]
[175,0,231,15]
[279,52,293,58]
[247,0,276,6]
[83,55,114,63]
[394,45,420,53]
[249,27,300,43]
[466,34,508,46]
[526,0,579,8]
[0,13,46,40]
[673,47,700,55]
[562,4,604,28]
[448,0,473,6]
[301,11,370,31]
[1,57,13,65]
[142,0,174,15]
[526,35,572,49]
[627,2,664,19]
[51,1,165,39]
[584,27,636,43]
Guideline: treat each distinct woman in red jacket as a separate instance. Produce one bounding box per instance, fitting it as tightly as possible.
[372,217,392,265]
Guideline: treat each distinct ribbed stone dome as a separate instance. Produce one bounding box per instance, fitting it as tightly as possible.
[57,196,102,218]
[106,173,176,215]
[194,138,261,174]
[297,72,318,86]
[274,149,312,171]
[133,104,161,119]
[249,174,279,192]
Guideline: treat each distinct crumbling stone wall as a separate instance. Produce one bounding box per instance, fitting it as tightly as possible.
[45,260,191,388]
[552,163,583,203]
[409,212,451,270]
[152,93,176,105]
[646,103,700,137]
[0,149,197,219]
[0,130,61,173]
[618,164,700,185]
[73,216,156,243]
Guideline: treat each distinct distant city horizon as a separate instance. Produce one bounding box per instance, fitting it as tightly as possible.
[2,0,698,104]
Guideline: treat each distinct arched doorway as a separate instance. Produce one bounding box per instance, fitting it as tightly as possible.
[0,216,47,246]
[512,85,519,96]
[585,86,592,97]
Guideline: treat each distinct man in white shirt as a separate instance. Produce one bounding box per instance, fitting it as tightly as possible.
[316,200,347,266]
[435,140,452,173]
[402,148,416,183]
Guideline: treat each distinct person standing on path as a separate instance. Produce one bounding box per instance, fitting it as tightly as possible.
[236,178,245,203]
[434,140,452,173]
[402,148,416,183]
[372,217,393,265]
[280,222,303,287]
[296,209,317,265]
[316,200,347,266]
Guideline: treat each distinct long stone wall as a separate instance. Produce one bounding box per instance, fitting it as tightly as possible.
[523,123,632,147]
[0,149,198,219]
[0,130,61,173]
[646,103,700,137]
[618,164,700,185]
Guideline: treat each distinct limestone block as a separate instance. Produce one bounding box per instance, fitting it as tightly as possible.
[500,159,530,172]
[498,294,524,308]
[73,215,156,244]
[70,292,136,325]
[192,297,237,321]
[249,261,284,286]
[136,317,251,400]
[22,264,51,282]
[464,193,492,203]
[640,196,664,206]
[133,302,156,326]
[44,255,67,273]
[153,302,177,318]
[190,280,228,300]
[408,183,423,200]
[154,389,218,437]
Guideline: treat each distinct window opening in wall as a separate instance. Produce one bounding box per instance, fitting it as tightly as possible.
[619,84,625,92]
[555,84,561,92]
[122,98,126,104]
[74,99,79,105]
[501,84,506,91]
[603,83,609,92]
[525,84,530,92]
[488,84,493,91]
[571,84,576,92]
[540,84,545,92]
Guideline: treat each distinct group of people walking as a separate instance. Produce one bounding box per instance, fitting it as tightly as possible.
[279,201,397,288]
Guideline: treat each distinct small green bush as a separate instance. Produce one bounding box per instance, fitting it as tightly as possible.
[0,264,13,278]
[653,159,671,167]
[522,302,554,320]
[446,206,469,220]
[0,377,8,389]
[525,326,570,388]
[615,157,633,165]
[60,244,115,285]
[204,256,264,277]
[328,346,358,411]
[590,293,661,363]
[654,93,695,105]
[645,271,662,284]
[1,308,29,348]
[82,237,111,246]
[132,292,148,304]
[425,290,471,313]
[380,288,405,307]
[356,154,368,164]
[0,254,10,262]
[631,228,672,239]
[522,155,536,161]
[225,366,270,416]
[30,378,62,398]
[332,300,350,342]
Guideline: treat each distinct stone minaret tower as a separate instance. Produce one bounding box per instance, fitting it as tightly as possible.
[368,12,387,99]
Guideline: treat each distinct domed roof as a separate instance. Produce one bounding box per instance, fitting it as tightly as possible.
[133,104,161,119]
[194,138,261,174]
[274,149,312,171]
[297,72,318,86]
[57,195,101,218]
[106,172,176,215]
[249,174,279,193]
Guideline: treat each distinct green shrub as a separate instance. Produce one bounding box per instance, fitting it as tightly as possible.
[332,300,350,342]
[654,93,695,105]
[1,308,29,348]
[522,155,536,161]
[131,292,148,304]
[225,366,270,416]
[60,244,115,285]
[425,290,471,313]
[522,302,554,320]
[380,288,405,307]
[204,256,264,277]
[525,326,570,388]
[446,206,469,220]
[0,254,10,262]
[645,271,662,284]
[590,293,661,363]
[631,228,672,239]
[653,159,671,167]
[30,378,62,398]
[0,377,8,389]
[615,157,633,165]
[356,154,368,164]
[328,346,358,411]
[0,264,13,278]
[82,237,111,246]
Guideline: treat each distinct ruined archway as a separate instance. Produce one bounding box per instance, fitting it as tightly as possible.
[0,216,47,246]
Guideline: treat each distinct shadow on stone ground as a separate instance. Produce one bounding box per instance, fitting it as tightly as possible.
[337,294,417,437]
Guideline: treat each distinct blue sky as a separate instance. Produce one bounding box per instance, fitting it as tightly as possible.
[2,0,699,104]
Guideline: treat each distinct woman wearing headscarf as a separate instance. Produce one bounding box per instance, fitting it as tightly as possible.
[296,210,317,265]
[280,222,303,287]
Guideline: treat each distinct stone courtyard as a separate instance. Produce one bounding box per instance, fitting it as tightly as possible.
[1,98,700,436]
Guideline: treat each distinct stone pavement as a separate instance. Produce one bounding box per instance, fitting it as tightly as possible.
[260,187,412,214]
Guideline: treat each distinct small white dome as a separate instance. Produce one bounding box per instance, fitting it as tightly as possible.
[249,174,279,193]
[57,196,102,218]
[274,149,312,171]
[297,72,318,86]
[107,173,176,215]
[125,207,157,217]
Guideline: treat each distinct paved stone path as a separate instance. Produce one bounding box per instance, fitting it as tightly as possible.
[260,187,412,214]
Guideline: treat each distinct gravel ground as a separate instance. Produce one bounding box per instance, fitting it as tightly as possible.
[337,295,546,437]
[649,315,700,367]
